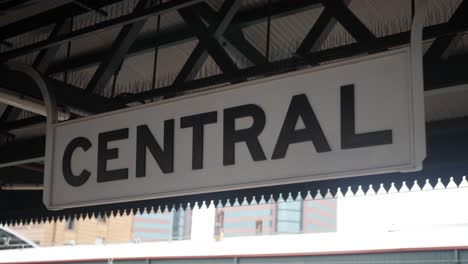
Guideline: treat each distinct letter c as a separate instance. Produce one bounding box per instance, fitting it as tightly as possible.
[62,137,92,187]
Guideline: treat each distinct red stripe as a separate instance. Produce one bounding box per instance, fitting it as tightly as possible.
[302,218,335,229]
[304,200,336,209]
[303,208,335,219]
[221,204,275,211]
[134,218,172,224]
[10,246,468,264]
[132,227,170,234]
[223,227,274,234]
[224,216,274,223]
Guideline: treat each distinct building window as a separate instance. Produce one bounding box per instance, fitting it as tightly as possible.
[276,200,302,234]
[171,210,185,240]
[217,205,275,237]
[214,211,225,240]
[65,218,75,230]
[255,220,263,234]
[133,210,192,242]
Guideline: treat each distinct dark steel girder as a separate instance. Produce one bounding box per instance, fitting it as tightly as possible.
[0,136,45,166]
[0,0,205,62]
[119,21,468,104]
[295,0,352,65]
[0,106,14,122]
[47,0,322,74]
[0,41,13,48]
[423,0,468,61]
[86,0,151,94]
[72,0,109,17]
[0,67,124,115]
[0,166,43,185]
[319,0,377,47]
[173,0,242,85]
[223,30,266,66]
[0,116,45,131]
[0,19,71,123]
[425,55,468,91]
[33,18,72,74]
[195,3,266,66]
[0,0,122,41]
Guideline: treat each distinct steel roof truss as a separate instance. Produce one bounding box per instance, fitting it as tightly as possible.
[86,0,152,94]
[173,0,242,87]
[423,0,468,61]
[0,0,122,42]
[195,3,266,66]
[319,0,377,49]
[46,0,322,75]
[32,18,73,74]
[0,0,205,62]
[295,0,352,65]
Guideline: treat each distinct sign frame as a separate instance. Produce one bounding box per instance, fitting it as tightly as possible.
[43,48,426,209]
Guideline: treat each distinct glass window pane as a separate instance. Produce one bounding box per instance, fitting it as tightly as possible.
[277,210,301,221]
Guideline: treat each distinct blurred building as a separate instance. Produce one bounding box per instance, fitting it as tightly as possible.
[10,198,335,245]
[10,210,192,247]
[132,209,192,242]
[215,198,337,238]
[9,214,133,246]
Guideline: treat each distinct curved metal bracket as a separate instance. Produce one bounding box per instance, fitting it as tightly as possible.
[4,63,58,124]
[4,62,58,206]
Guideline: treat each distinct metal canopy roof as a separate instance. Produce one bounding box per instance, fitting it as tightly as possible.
[0,0,468,223]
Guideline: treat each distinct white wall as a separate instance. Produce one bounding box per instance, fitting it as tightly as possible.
[337,187,468,233]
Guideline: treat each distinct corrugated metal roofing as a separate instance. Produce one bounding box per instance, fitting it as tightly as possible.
[1,0,466,91]
[1,0,468,144]
[42,0,465,90]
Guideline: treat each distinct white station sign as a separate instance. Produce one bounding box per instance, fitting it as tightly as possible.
[44,49,425,209]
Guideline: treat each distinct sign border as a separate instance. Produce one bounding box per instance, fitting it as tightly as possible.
[44,48,426,209]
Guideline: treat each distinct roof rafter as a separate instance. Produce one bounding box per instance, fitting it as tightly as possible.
[0,0,122,41]
[119,21,468,104]
[424,0,468,61]
[0,0,205,62]
[295,0,352,65]
[32,18,73,74]
[86,0,152,94]
[0,67,124,115]
[319,0,377,48]
[173,1,242,87]
[195,3,266,66]
[44,0,323,74]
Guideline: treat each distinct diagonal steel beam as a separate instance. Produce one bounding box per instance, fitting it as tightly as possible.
[0,67,124,114]
[0,106,14,122]
[119,21,468,104]
[72,0,109,17]
[86,0,151,94]
[296,0,352,65]
[0,136,45,167]
[424,0,468,61]
[0,41,13,48]
[0,0,122,42]
[2,19,71,125]
[319,0,376,47]
[0,0,204,62]
[47,0,322,74]
[0,116,45,131]
[174,1,241,85]
[32,18,72,74]
[224,30,266,66]
[195,3,265,66]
